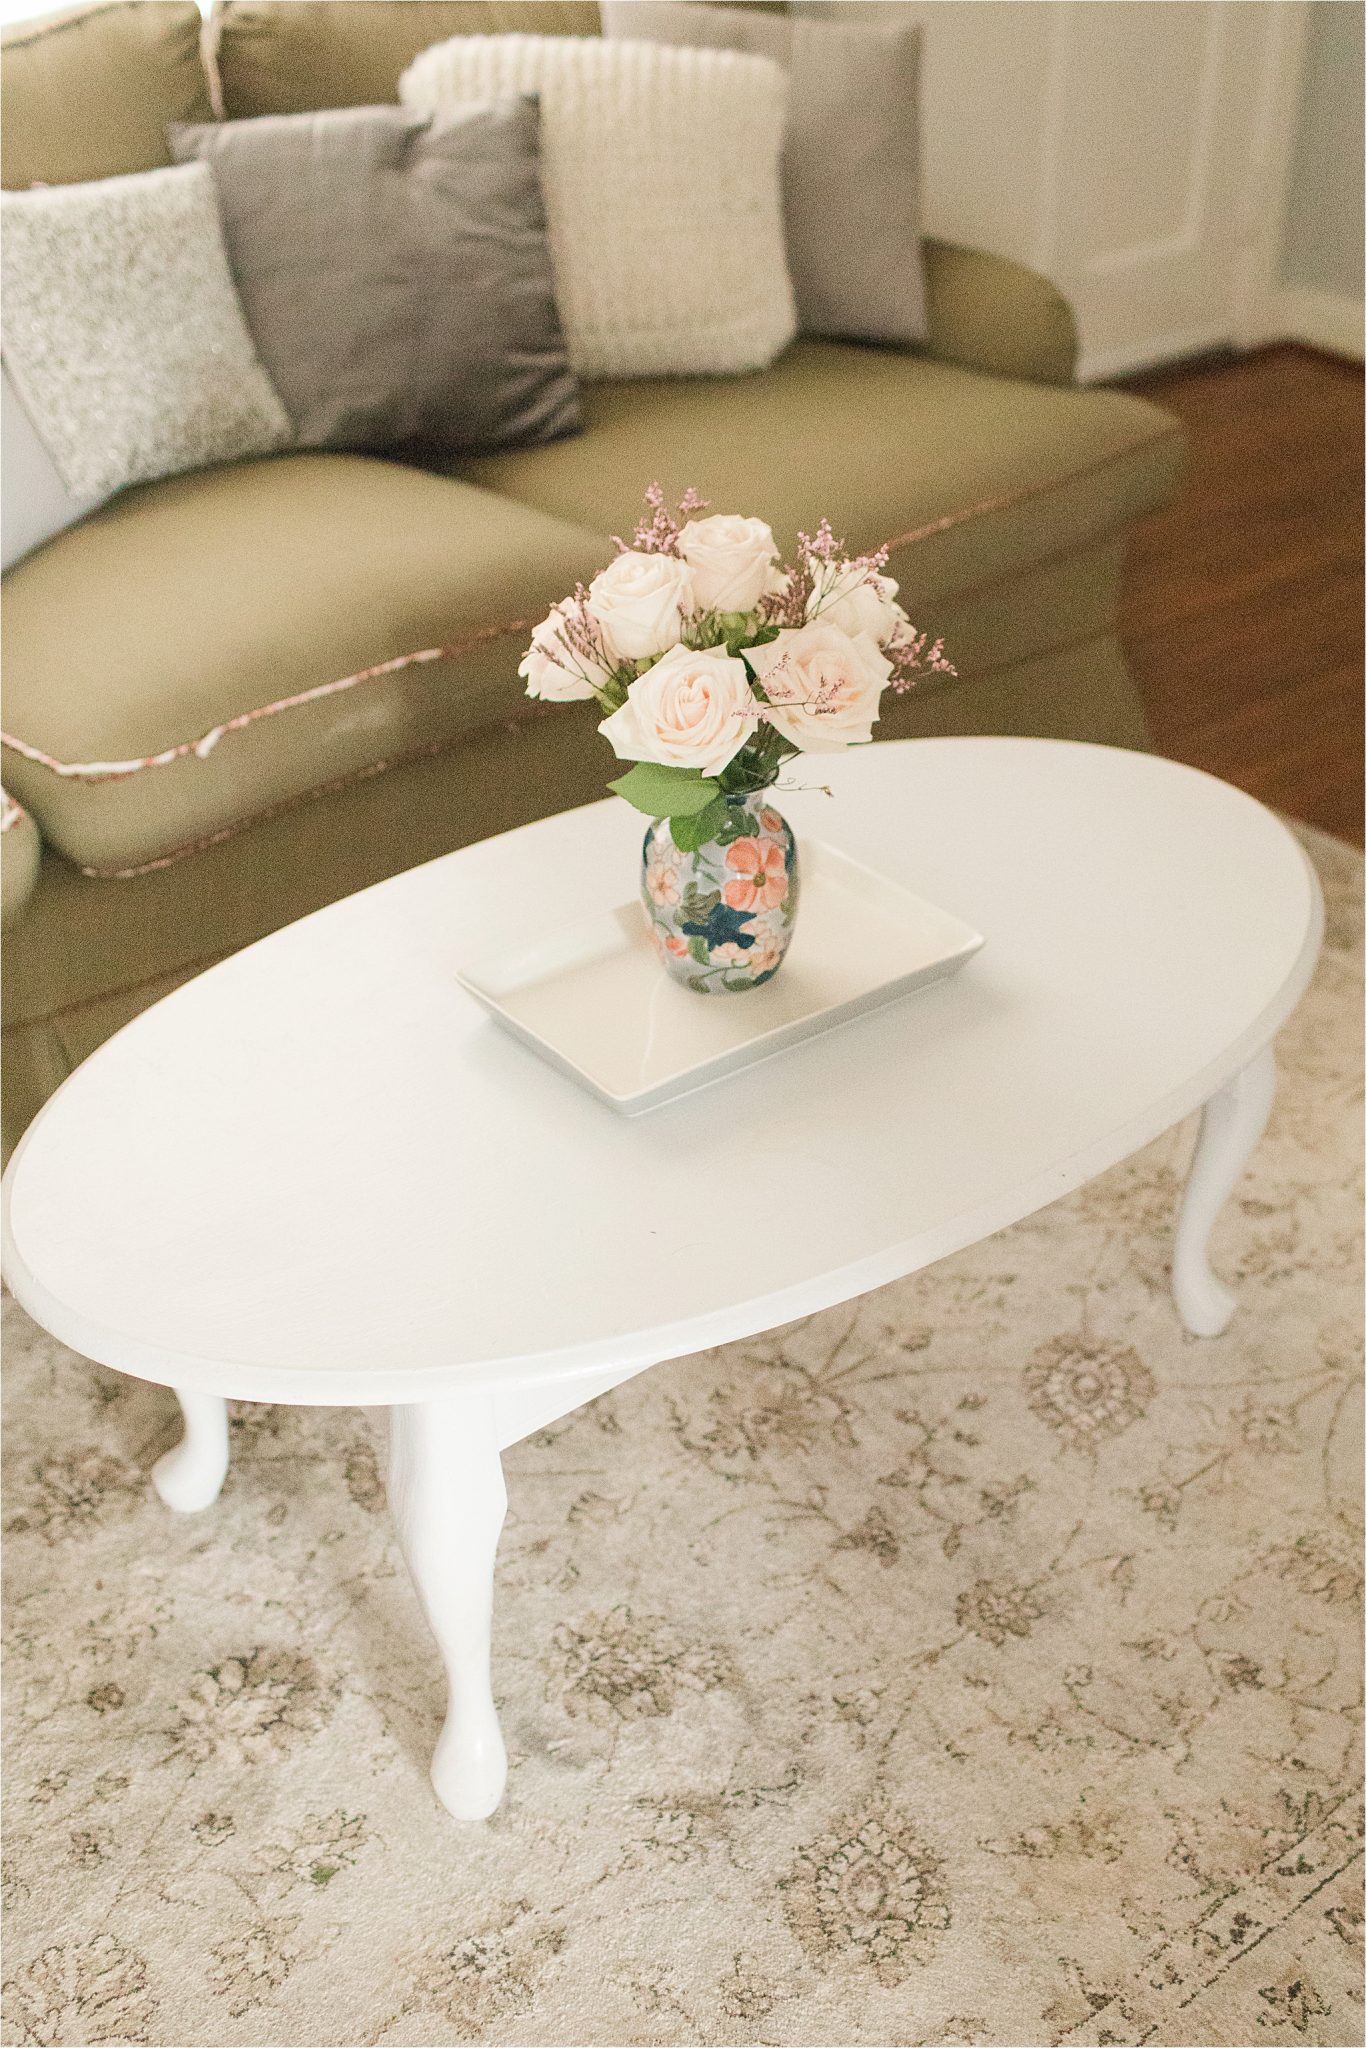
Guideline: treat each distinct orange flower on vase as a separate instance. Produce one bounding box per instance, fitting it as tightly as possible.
[723,836,788,912]
[648,923,689,960]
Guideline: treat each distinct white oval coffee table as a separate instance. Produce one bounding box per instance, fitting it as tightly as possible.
[1,739,1322,1819]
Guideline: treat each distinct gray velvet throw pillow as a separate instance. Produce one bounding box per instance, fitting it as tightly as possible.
[601,2,927,348]
[170,101,580,459]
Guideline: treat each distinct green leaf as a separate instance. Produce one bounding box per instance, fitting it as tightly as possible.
[711,803,757,847]
[717,612,769,659]
[608,762,720,818]
[687,934,711,965]
[670,794,729,852]
[682,885,721,922]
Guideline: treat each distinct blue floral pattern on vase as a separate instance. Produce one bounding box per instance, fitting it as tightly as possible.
[641,793,799,994]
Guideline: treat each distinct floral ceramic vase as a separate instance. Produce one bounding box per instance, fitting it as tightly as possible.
[642,792,799,993]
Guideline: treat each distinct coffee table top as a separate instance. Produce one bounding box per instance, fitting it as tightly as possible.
[2,739,1322,1405]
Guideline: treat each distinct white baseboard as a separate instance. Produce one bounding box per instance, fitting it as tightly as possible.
[1076,324,1238,385]
[1077,291,1364,383]
[1264,287,1365,362]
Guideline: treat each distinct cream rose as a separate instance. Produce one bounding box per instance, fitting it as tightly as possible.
[585,549,695,661]
[518,603,613,703]
[599,644,759,776]
[806,559,907,644]
[743,620,892,750]
[678,513,784,613]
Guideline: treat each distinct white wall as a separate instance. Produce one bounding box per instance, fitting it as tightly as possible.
[801,0,1362,374]
[1272,0,1365,357]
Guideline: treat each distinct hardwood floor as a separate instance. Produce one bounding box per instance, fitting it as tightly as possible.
[1117,343,1363,845]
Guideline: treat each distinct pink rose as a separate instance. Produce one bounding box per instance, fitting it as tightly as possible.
[518,602,613,702]
[678,513,784,613]
[585,549,695,661]
[742,619,892,751]
[805,559,908,644]
[599,644,759,777]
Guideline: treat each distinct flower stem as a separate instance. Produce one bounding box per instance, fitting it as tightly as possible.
[718,722,797,796]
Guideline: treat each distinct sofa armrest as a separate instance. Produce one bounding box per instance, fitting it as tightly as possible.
[2,790,43,929]
[921,238,1078,388]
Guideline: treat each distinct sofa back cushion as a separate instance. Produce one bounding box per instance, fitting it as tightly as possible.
[1,1,212,189]
[209,1,602,118]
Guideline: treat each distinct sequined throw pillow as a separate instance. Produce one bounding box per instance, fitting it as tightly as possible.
[0,161,291,503]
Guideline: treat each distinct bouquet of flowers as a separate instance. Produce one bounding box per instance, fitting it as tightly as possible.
[519,486,953,992]
[520,485,953,841]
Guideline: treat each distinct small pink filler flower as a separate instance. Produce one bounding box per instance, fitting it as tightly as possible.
[723,837,788,912]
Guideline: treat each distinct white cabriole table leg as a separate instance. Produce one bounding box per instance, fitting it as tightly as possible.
[1172,1042,1277,1337]
[152,1390,229,1511]
[388,1391,508,1820]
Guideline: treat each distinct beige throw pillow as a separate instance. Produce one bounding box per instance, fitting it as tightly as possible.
[0,161,290,502]
[400,33,796,379]
[601,1,928,348]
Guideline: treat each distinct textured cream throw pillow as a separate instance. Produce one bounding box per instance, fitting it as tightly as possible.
[400,33,796,379]
[1,162,290,503]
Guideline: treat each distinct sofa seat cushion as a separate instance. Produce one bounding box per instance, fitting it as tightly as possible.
[460,339,1186,620]
[1,454,607,873]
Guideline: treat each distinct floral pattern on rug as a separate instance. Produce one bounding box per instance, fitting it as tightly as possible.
[2,827,1361,2047]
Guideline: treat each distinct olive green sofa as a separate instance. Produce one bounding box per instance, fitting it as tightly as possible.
[0,0,1187,1155]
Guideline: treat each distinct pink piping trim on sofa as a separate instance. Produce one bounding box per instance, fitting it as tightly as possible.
[77,739,461,880]
[0,625,528,783]
[1,790,28,832]
[74,609,1128,885]
[0,427,1184,789]
[877,426,1184,556]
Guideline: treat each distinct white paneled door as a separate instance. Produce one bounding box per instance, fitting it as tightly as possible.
[1037,1,1306,379]
[801,0,1311,381]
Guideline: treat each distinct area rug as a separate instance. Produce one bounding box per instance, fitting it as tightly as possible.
[3,826,1361,2048]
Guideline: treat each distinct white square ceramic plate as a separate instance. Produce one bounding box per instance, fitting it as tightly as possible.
[456,840,985,1113]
